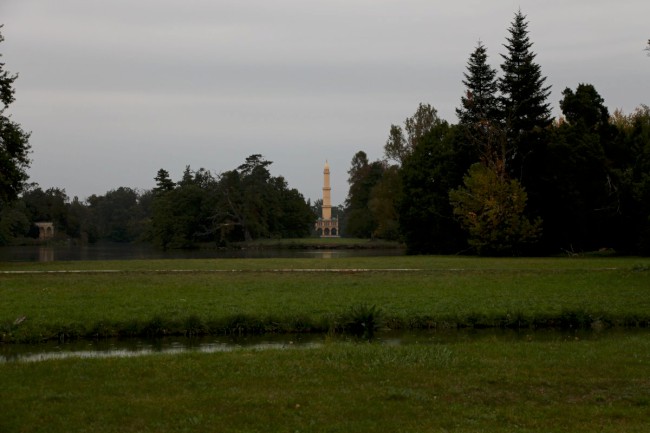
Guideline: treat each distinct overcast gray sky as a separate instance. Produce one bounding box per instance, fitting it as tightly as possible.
[2,0,648,204]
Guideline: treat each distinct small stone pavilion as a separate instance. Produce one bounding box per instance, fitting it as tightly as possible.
[315,161,339,237]
[35,222,55,240]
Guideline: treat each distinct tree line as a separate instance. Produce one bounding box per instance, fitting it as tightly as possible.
[0,155,315,247]
[343,12,650,255]
[1,17,649,255]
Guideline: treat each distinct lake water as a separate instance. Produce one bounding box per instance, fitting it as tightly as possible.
[0,243,404,262]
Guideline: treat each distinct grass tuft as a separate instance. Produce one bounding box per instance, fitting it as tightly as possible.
[338,303,384,339]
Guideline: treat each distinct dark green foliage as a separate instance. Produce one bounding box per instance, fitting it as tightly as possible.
[384,103,441,165]
[141,315,169,337]
[87,187,148,242]
[153,168,175,192]
[368,165,402,240]
[150,166,217,248]
[374,105,447,241]
[536,85,626,253]
[399,121,466,254]
[213,155,314,243]
[538,125,612,252]
[499,11,552,132]
[456,41,499,126]
[182,314,206,337]
[0,200,30,244]
[498,11,552,180]
[0,27,31,210]
[274,183,316,238]
[455,42,501,168]
[21,186,69,234]
[610,106,650,253]
[391,13,648,255]
[339,303,383,339]
[449,163,542,255]
[220,155,270,242]
[344,151,388,238]
[0,13,647,255]
[560,84,610,130]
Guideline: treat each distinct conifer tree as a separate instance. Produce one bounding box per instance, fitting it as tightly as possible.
[498,11,551,178]
[456,41,499,126]
[499,11,551,132]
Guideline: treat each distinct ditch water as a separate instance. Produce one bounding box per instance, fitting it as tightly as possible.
[2,328,643,364]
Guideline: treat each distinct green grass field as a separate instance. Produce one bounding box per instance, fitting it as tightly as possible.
[1,334,649,432]
[1,256,649,341]
[0,253,650,342]
[1,256,649,432]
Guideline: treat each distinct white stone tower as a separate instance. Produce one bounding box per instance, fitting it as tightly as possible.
[315,160,339,237]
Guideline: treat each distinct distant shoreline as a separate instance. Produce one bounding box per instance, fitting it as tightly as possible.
[230,238,405,250]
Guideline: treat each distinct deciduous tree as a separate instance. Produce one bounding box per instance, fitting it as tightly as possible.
[0,26,31,209]
[384,103,442,165]
[213,155,313,242]
[538,84,619,253]
[345,151,386,238]
[399,120,466,253]
[560,84,609,130]
[150,167,216,248]
[449,163,542,255]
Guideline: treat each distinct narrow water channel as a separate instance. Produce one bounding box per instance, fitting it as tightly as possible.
[2,328,641,363]
[0,334,322,363]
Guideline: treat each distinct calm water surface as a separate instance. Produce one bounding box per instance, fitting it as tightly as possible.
[0,243,404,262]
[2,329,642,363]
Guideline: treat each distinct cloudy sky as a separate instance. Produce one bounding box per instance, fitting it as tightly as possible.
[2,1,648,204]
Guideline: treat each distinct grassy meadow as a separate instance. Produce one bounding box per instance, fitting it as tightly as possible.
[1,256,649,341]
[1,334,649,432]
[1,255,649,432]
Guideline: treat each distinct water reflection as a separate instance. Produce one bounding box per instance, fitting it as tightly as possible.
[2,328,643,364]
[38,247,55,262]
[0,244,403,262]
[1,335,322,363]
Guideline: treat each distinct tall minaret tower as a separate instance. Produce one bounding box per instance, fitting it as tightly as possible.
[322,160,332,220]
[315,160,339,237]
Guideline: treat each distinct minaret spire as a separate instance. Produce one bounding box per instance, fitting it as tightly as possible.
[322,160,332,220]
[315,160,339,237]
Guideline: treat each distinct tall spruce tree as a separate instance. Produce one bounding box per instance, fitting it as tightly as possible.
[456,41,501,171]
[456,41,499,126]
[498,11,552,177]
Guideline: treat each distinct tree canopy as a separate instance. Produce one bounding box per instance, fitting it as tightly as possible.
[0,26,31,210]
[3,13,649,256]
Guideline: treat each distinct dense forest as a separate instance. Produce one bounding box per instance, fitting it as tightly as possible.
[1,15,649,255]
[344,13,650,255]
[0,156,315,248]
